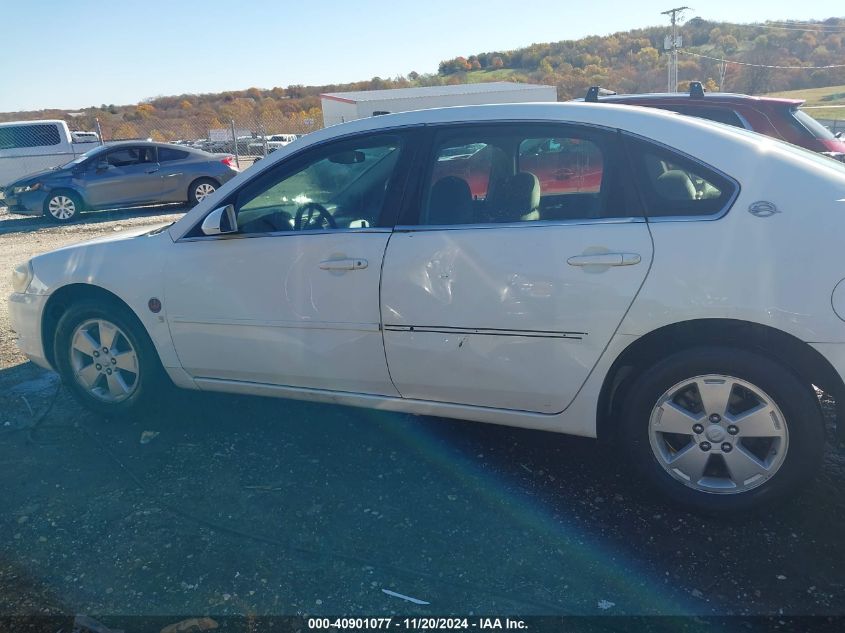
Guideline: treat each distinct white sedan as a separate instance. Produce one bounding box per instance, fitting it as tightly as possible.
[10,103,845,512]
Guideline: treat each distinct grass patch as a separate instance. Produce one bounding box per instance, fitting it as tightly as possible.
[462,68,523,83]
[766,84,845,106]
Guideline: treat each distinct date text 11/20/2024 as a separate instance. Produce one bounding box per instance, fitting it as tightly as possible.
[307,618,528,630]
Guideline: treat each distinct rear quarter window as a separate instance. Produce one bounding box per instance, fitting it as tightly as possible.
[625,135,739,218]
[788,108,836,141]
[159,147,190,162]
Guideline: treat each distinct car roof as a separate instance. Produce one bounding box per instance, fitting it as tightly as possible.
[0,119,67,127]
[580,92,804,108]
[99,140,205,152]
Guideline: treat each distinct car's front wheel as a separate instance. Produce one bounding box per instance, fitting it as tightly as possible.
[44,191,82,223]
[621,347,825,513]
[53,299,168,417]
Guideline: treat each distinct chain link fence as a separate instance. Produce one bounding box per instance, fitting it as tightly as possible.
[86,110,324,170]
[0,109,323,175]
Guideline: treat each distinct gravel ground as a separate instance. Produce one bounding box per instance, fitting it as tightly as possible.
[1,207,845,623]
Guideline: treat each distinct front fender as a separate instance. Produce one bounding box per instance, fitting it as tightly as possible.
[31,229,181,369]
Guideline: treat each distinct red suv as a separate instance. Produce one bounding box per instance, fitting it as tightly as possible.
[578,83,845,160]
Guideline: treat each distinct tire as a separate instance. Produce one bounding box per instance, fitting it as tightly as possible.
[620,347,825,514]
[53,298,169,418]
[43,190,82,223]
[188,178,218,206]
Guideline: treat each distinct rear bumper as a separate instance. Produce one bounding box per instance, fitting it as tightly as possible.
[8,292,51,369]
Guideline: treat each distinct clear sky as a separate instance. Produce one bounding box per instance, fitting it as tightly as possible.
[0,0,842,112]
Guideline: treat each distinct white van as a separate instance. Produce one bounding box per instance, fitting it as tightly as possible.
[0,120,98,190]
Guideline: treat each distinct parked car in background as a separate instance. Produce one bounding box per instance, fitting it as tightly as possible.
[70,131,100,144]
[577,83,845,160]
[254,134,299,154]
[225,136,254,155]
[0,120,99,190]
[4,141,238,222]
[247,134,300,155]
[10,103,845,513]
[266,134,298,151]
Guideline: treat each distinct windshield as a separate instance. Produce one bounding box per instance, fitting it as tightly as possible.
[792,108,837,141]
[58,144,107,168]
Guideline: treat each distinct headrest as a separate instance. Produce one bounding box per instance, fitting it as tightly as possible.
[427,176,473,225]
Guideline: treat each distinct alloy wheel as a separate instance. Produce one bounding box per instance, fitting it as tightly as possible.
[69,319,139,403]
[648,374,789,494]
[194,182,215,202]
[48,195,76,220]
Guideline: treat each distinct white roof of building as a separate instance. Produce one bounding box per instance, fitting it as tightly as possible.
[320,82,554,103]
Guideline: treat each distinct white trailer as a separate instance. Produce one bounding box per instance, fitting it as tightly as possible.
[320,82,557,127]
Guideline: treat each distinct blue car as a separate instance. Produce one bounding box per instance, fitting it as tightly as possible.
[4,141,239,222]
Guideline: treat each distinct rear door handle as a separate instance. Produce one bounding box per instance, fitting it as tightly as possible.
[319,258,368,271]
[567,253,641,267]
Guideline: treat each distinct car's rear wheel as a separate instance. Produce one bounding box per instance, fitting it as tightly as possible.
[621,347,825,513]
[53,299,168,417]
[44,191,82,223]
[188,178,218,206]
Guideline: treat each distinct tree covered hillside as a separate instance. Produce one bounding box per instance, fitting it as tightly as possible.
[438,17,845,98]
[2,17,843,141]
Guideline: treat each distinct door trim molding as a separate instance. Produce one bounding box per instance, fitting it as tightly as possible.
[169,316,381,332]
[384,324,586,340]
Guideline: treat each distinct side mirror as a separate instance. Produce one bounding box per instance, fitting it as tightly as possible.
[95,159,110,171]
[201,204,238,236]
[836,131,843,139]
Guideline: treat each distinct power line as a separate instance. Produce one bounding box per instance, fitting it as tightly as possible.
[678,49,845,69]
[715,21,845,33]
[767,19,845,27]
[751,24,845,33]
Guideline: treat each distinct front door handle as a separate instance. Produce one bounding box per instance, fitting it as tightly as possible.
[319,258,368,271]
[567,253,641,267]
[145,167,160,174]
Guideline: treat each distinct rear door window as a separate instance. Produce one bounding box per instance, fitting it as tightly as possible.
[675,106,746,128]
[431,142,494,200]
[417,124,635,226]
[519,137,604,195]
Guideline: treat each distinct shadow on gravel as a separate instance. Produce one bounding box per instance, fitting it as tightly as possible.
[1,362,845,616]
[0,204,188,235]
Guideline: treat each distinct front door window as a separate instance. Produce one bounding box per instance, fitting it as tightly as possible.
[233,136,402,234]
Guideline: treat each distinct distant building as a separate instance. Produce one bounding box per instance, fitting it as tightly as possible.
[319,82,558,127]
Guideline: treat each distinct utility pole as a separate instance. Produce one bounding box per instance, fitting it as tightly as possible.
[718,60,728,91]
[662,6,690,92]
